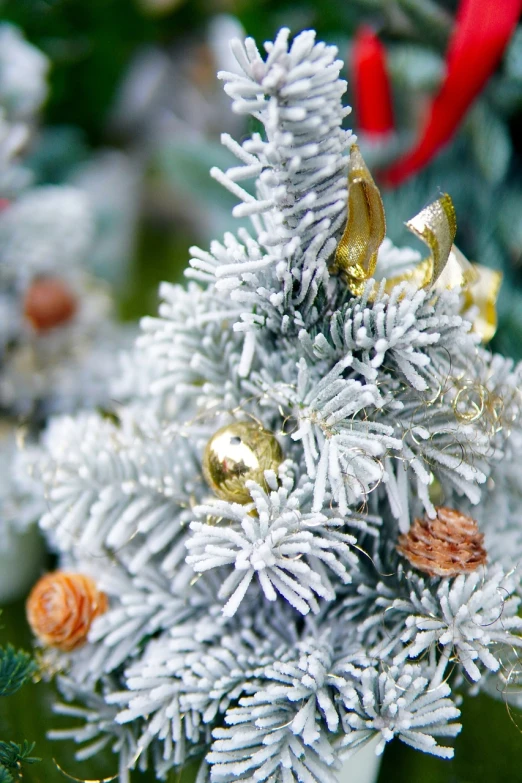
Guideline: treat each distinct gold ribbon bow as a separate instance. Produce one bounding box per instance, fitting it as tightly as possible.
[333,144,501,342]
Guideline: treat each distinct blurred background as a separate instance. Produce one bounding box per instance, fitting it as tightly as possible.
[1,0,522,781]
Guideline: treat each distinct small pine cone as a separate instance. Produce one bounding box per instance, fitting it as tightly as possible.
[397,507,487,578]
[26,572,107,652]
[24,276,77,332]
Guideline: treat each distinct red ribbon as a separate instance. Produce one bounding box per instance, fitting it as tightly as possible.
[382,0,522,186]
[352,25,395,139]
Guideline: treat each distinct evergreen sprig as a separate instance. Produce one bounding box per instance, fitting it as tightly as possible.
[0,645,37,698]
[0,616,40,781]
[0,741,40,782]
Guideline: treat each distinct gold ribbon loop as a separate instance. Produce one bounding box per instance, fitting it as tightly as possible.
[333,144,386,296]
[332,148,500,342]
[405,193,457,286]
[431,245,501,342]
[461,261,502,343]
[432,244,475,291]
[384,244,501,343]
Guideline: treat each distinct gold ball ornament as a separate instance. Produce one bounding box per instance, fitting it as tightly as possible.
[203,421,283,503]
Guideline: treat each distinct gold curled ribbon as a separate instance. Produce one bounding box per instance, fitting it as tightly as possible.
[461,261,502,343]
[385,244,472,294]
[404,193,457,286]
[333,147,500,342]
[432,244,475,290]
[385,244,502,343]
[383,257,433,292]
[333,144,386,296]
[425,245,501,343]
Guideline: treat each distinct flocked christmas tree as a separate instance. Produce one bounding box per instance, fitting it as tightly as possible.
[26,28,522,782]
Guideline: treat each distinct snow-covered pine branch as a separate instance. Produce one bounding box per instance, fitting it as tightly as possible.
[337,662,462,759]
[187,28,355,369]
[187,466,359,616]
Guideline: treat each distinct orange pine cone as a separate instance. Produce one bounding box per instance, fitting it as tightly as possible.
[397,507,487,578]
[26,572,107,651]
[23,277,77,332]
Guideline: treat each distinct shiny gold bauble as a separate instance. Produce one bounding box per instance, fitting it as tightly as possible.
[203,421,283,503]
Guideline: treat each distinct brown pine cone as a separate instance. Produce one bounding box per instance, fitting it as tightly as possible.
[397,507,487,578]
[24,277,77,332]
